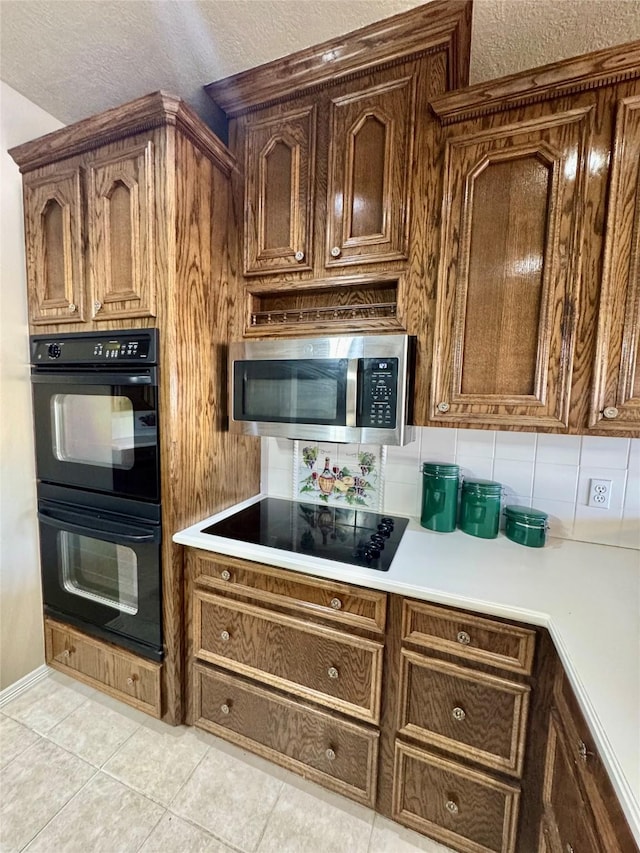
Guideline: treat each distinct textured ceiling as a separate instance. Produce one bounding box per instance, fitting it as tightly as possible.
[1,0,640,130]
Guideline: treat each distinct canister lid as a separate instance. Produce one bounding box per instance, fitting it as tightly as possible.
[422,462,460,478]
[461,478,502,495]
[504,505,548,524]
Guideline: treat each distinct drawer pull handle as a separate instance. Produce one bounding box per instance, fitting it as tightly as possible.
[126,675,138,686]
[220,570,231,581]
[452,706,466,722]
[566,845,574,853]
[327,666,339,680]
[330,597,342,611]
[220,703,230,715]
[456,631,471,645]
[577,740,593,762]
[325,748,336,761]
[445,799,459,816]
[62,647,74,659]
[220,630,231,642]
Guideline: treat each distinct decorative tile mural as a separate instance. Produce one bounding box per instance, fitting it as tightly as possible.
[293,442,385,509]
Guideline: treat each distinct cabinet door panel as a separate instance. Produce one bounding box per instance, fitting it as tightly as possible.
[23,169,85,325]
[87,140,155,320]
[326,76,414,267]
[590,95,640,431]
[244,106,315,274]
[432,107,592,428]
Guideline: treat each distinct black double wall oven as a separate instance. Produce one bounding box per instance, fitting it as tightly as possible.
[31,329,163,661]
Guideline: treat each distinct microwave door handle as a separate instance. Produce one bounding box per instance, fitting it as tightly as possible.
[38,510,158,544]
[346,359,359,427]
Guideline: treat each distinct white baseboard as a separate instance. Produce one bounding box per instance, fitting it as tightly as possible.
[0,664,50,709]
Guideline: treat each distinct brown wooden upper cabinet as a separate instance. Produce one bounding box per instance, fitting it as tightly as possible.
[205,0,473,331]
[589,94,640,433]
[429,42,640,434]
[22,137,156,326]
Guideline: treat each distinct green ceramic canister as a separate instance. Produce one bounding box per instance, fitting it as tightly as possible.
[420,462,460,532]
[459,479,502,539]
[504,505,549,548]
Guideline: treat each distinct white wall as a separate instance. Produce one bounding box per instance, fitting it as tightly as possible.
[263,429,640,549]
[0,82,63,689]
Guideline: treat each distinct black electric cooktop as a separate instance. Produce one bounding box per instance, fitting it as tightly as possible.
[202,498,409,572]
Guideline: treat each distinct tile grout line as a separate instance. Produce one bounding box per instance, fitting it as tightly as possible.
[250,777,287,853]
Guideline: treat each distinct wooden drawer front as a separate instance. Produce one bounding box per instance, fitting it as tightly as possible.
[402,600,535,675]
[543,712,602,853]
[45,618,161,718]
[194,591,383,723]
[193,663,378,806]
[189,550,386,634]
[393,741,520,853]
[398,652,530,776]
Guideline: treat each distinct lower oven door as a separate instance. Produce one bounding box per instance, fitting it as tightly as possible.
[38,497,162,660]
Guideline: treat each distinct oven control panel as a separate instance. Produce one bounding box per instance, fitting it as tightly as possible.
[31,330,157,366]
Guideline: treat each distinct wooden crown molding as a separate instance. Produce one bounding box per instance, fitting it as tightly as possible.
[204,0,472,118]
[9,90,236,175]
[430,39,640,124]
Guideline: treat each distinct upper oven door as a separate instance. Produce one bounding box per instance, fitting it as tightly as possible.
[31,368,159,502]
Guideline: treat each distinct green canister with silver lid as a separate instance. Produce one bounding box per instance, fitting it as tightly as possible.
[504,505,549,548]
[420,462,460,532]
[458,479,502,539]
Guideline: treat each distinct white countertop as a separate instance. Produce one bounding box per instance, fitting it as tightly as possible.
[174,494,640,844]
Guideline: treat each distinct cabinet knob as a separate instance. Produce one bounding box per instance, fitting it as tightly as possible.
[126,675,138,686]
[327,666,339,680]
[330,246,341,258]
[220,630,230,642]
[68,303,76,313]
[452,706,466,722]
[220,570,231,581]
[62,647,73,658]
[456,630,471,646]
[330,597,342,611]
[294,250,305,262]
[220,703,230,715]
[437,402,450,413]
[602,406,619,419]
[325,748,336,761]
[445,799,459,816]
[565,845,574,853]
[93,300,102,312]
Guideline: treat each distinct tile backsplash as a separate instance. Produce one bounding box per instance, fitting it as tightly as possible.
[262,429,640,550]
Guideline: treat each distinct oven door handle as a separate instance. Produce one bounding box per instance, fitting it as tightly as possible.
[38,509,160,544]
[31,370,156,386]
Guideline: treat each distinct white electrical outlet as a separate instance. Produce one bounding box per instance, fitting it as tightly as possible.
[588,479,612,509]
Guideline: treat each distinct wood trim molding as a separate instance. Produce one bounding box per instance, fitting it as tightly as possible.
[9,91,236,175]
[430,40,640,124]
[204,0,472,116]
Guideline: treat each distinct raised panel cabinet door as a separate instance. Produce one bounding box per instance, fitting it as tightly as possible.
[326,75,415,267]
[590,95,640,432]
[432,106,592,428]
[23,168,85,325]
[244,106,316,275]
[87,140,155,320]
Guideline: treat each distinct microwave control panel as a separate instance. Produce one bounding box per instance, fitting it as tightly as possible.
[358,358,398,428]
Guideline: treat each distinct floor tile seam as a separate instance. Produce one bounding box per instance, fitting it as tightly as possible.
[2,690,92,738]
[132,803,169,853]
[161,740,212,810]
[17,765,101,853]
[40,711,143,770]
[252,777,288,853]
[161,807,247,853]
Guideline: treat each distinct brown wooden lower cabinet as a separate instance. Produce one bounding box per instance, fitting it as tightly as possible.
[193,662,379,806]
[184,554,638,853]
[44,617,161,718]
[392,741,520,853]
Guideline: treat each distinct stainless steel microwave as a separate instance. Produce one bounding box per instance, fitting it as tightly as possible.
[229,334,414,445]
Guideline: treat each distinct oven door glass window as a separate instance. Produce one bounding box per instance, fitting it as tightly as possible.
[52,393,137,469]
[59,531,139,614]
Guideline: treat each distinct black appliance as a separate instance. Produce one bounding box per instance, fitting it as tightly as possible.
[30,329,159,502]
[38,484,162,660]
[30,329,163,661]
[202,497,409,572]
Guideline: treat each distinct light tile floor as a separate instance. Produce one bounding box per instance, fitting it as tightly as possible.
[0,671,455,853]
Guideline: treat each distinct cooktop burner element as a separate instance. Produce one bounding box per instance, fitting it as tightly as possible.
[201,498,409,572]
